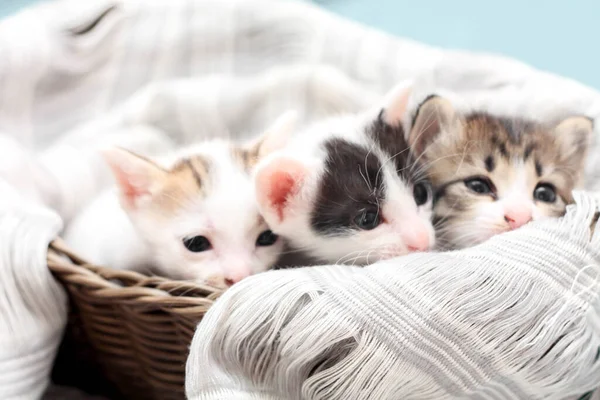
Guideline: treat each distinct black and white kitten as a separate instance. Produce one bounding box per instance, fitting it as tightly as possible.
[254,84,435,266]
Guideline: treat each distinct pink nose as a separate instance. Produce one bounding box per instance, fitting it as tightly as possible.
[224,267,251,286]
[504,210,532,230]
[403,223,431,252]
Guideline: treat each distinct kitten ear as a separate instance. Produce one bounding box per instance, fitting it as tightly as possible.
[251,110,298,159]
[102,147,166,209]
[379,82,412,127]
[409,95,459,156]
[551,116,594,163]
[254,156,307,228]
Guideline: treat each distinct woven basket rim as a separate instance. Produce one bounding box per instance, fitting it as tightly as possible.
[48,238,219,399]
[47,238,224,310]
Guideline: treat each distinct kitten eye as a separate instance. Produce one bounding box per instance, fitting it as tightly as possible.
[533,183,557,203]
[354,209,381,230]
[413,182,431,206]
[465,177,493,195]
[256,230,278,246]
[183,236,211,252]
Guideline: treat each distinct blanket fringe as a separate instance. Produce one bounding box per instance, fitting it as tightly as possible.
[187,191,600,400]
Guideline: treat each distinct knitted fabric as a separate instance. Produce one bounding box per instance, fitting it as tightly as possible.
[187,192,600,400]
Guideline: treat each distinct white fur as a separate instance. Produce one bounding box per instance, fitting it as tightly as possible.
[64,140,284,287]
[64,190,149,269]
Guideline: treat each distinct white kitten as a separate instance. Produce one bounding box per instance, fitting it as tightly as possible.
[64,114,295,287]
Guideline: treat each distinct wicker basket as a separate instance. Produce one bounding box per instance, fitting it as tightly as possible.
[47,239,223,400]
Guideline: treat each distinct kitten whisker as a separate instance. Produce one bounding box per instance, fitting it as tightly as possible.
[335,247,380,266]
[277,244,321,256]
[376,146,411,186]
[361,143,375,192]
[407,106,440,161]
[335,249,368,265]
[358,165,372,194]
[406,149,481,179]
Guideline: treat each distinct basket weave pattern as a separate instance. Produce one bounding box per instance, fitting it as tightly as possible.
[47,239,222,400]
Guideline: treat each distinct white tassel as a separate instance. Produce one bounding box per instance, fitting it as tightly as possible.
[0,181,66,399]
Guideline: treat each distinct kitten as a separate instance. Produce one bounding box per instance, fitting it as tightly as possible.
[254,84,436,266]
[64,114,295,287]
[407,95,593,250]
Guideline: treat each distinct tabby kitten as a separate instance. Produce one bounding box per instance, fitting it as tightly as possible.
[408,95,593,250]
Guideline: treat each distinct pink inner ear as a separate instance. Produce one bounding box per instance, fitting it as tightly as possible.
[383,85,411,126]
[108,165,151,209]
[257,159,305,222]
[270,171,296,221]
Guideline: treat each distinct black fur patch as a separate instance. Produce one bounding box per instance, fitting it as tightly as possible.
[498,117,523,144]
[411,94,440,129]
[498,143,508,158]
[184,159,204,188]
[310,138,386,236]
[535,160,543,177]
[524,143,536,161]
[369,112,413,180]
[484,155,495,172]
[490,134,499,146]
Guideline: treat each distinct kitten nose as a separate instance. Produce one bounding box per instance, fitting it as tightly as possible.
[224,278,236,287]
[402,222,430,252]
[504,210,532,230]
[224,266,252,286]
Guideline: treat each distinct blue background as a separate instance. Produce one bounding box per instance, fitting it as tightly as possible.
[0,0,38,19]
[2,0,598,90]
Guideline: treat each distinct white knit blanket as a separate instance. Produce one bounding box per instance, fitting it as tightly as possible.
[1,0,600,398]
[186,192,600,400]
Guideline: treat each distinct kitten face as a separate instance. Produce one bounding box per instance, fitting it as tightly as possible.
[103,114,295,286]
[409,96,593,250]
[255,85,436,265]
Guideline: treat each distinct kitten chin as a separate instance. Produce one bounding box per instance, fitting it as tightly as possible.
[408,95,593,250]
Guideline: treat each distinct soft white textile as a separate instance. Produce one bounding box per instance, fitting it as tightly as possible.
[0,0,599,398]
[186,192,600,400]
